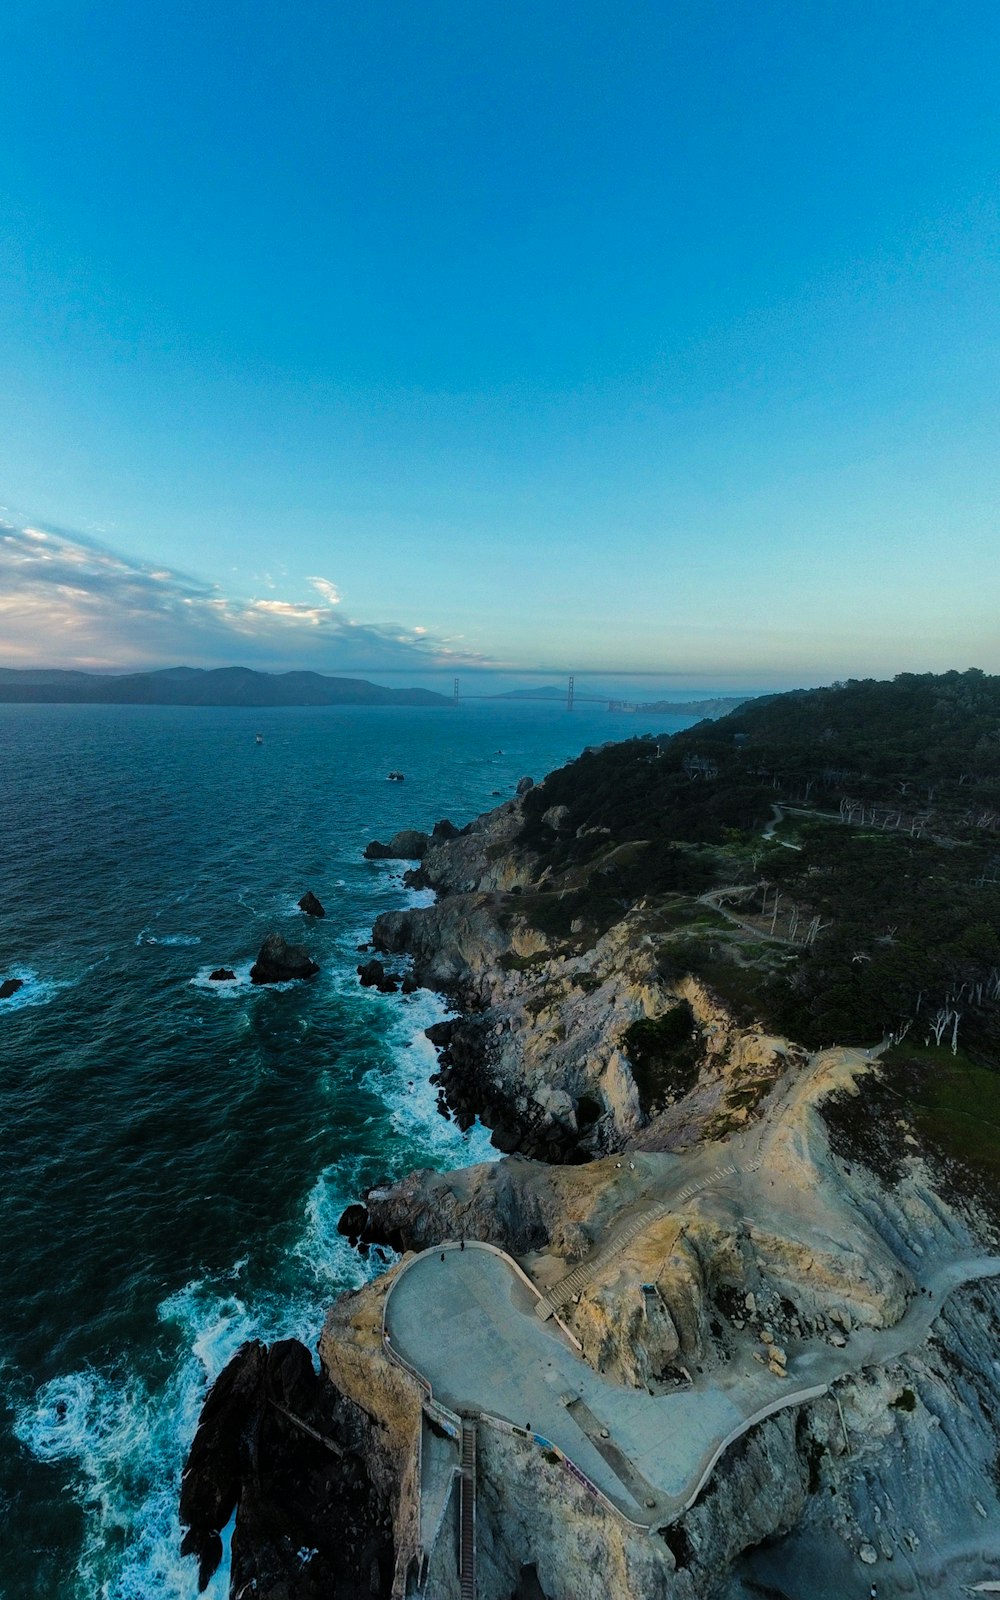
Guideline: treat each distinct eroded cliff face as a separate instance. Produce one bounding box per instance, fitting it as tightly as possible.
[371,792,802,1166]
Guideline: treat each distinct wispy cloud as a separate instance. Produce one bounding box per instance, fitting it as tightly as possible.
[0,518,488,671]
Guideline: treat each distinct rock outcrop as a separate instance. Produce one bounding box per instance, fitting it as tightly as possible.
[180,1337,394,1598]
[208,967,236,982]
[364,829,431,861]
[249,933,320,984]
[0,977,24,999]
[298,890,326,917]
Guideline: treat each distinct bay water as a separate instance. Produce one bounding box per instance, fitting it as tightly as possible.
[0,699,699,1599]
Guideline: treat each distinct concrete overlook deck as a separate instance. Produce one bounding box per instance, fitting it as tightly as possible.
[383,1239,1000,1526]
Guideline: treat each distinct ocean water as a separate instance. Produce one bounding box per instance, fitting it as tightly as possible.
[0,699,699,1599]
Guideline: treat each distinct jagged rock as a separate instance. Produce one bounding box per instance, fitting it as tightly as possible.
[859,1543,878,1564]
[337,1203,370,1242]
[208,968,236,982]
[298,890,326,917]
[541,804,572,832]
[249,933,320,985]
[363,830,431,861]
[534,1084,578,1131]
[432,818,460,840]
[357,959,399,993]
[180,1338,394,1599]
[0,977,24,999]
[515,776,534,795]
[180,1339,268,1587]
[401,973,419,995]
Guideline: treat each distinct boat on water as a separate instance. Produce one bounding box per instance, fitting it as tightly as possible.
[255,733,264,745]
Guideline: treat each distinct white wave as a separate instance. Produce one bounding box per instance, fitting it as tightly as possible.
[138,933,203,948]
[0,965,69,1013]
[13,1362,230,1600]
[291,1159,394,1299]
[364,987,498,1171]
[404,886,435,909]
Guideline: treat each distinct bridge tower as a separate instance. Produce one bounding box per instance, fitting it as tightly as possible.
[567,674,575,712]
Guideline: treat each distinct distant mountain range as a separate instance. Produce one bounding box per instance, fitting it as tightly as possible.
[0,667,450,707]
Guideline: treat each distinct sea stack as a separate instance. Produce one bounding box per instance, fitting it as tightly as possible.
[249,933,320,985]
[297,890,326,918]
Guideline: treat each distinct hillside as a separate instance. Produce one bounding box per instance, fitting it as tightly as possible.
[0,666,449,706]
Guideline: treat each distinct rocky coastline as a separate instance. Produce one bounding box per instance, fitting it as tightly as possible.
[182,770,1000,1600]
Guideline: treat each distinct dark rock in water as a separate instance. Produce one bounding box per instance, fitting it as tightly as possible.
[516,775,534,795]
[180,1339,268,1588]
[401,973,419,995]
[250,933,320,985]
[402,864,430,890]
[357,958,398,993]
[208,968,236,983]
[0,977,24,999]
[337,1202,369,1242]
[180,1337,394,1599]
[298,890,326,918]
[432,817,460,841]
[363,828,430,861]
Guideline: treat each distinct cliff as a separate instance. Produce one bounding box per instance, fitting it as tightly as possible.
[182,676,1000,1598]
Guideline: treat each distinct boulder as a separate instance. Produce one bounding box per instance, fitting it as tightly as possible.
[534,1083,578,1132]
[298,890,326,918]
[516,776,535,795]
[357,958,399,993]
[401,973,419,994]
[249,934,320,985]
[336,1203,370,1242]
[208,968,236,983]
[0,977,24,1000]
[541,804,572,833]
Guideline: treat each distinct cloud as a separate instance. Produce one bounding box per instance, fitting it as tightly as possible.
[0,518,490,672]
[308,576,342,605]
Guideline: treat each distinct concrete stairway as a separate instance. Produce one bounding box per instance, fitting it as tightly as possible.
[535,1200,675,1319]
[459,1419,477,1600]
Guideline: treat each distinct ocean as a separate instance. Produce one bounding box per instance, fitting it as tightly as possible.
[0,698,700,1599]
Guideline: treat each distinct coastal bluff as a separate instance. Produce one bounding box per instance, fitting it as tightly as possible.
[183,676,1000,1600]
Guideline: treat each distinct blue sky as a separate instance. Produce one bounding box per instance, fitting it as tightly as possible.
[0,1,997,685]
